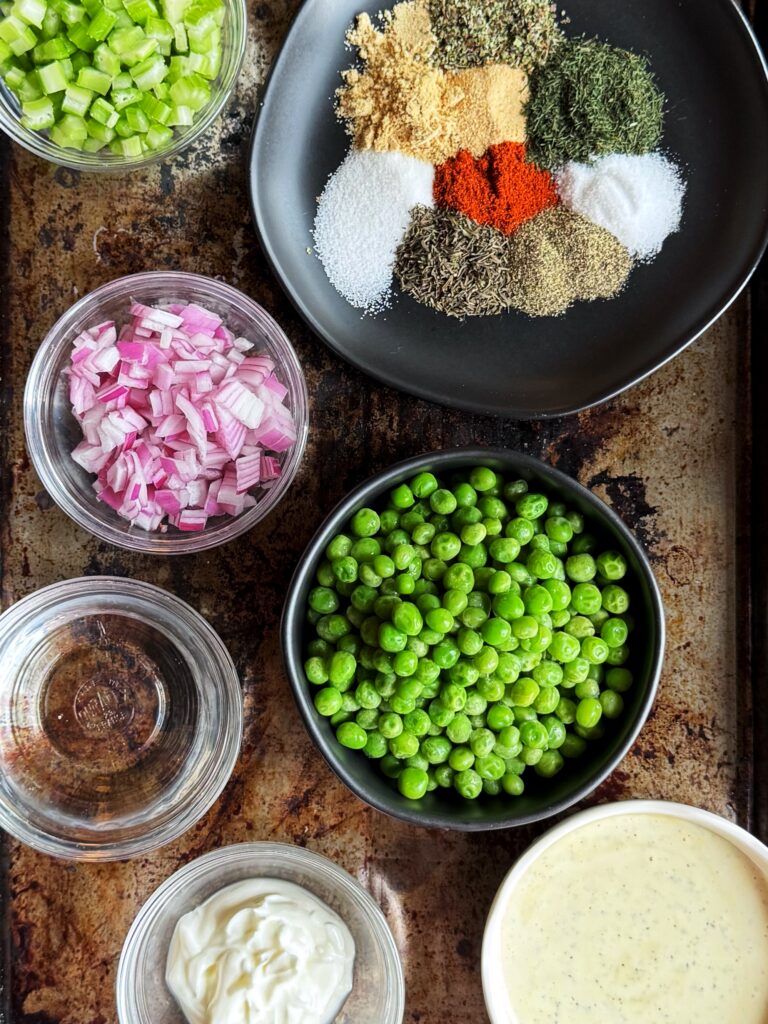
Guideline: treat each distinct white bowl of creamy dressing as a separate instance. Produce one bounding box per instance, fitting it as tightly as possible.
[117,842,404,1024]
[482,800,768,1024]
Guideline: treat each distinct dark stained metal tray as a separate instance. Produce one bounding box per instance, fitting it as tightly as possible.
[0,0,764,1020]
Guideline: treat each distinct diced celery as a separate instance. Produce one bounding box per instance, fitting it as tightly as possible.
[167,101,191,125]
[49,108,87,145]
[53,0,87,25]
[101,0,122,11]
[20,93,54,127]
[185,47,217,79]
[92,39,119,71]
[81,0,101,13]
[87,5,116,38]
[39,6,61,36]
[0,36,12,60]
[50,124,82,146]
[32,33,76,61]
[110,83,140,106]
[165,52,187,80]
[143,14,170,53]
[144,121,170,148]
[113,110,131,134]
[110,68,130,87]
[139,90,170,122]
[61,80,92,113]
[184,0,222,27]
[0,1,12,13]
[70,47,89,69]
[109,132,142,154]
[151,78,168,98]
[82,134,106,150]
[106,23,142,53]
[13,0,46,28]
[171,19,185,50]
[109,7,131,25]
[89,92,117,123]
[0,16,38,55]
[66,20,97,49]
[119,33,156,64]
[129,49,164,88]
[159,0,189,29]
[17,66,43,97]
[85,113,114,138]
[122,0,157,23]
[169,70,206,110]
[4,63,25,88]
[187,22,217,54]
[76,62,109,91]
[124,103,147,130]
[37,57,70,91]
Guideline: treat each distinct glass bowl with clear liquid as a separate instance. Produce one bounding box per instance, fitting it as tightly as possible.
[0,577,242,860]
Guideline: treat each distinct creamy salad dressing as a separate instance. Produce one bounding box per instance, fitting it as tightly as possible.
[166,878,355,1024]
[500,814,768,1024]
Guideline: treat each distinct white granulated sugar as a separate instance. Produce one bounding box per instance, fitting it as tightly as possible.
[555,153,686,261]
[314,149,435,311]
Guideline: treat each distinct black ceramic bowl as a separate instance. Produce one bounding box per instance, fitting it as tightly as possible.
[282,449,665,830]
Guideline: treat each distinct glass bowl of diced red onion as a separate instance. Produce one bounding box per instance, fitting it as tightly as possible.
[24,271,308,554]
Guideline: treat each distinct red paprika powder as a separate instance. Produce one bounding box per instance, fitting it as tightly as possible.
[433,142,558,235]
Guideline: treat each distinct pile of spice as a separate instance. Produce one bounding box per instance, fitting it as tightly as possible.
[314,0,687,319]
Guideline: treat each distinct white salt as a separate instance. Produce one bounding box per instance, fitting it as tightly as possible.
[314,149,435,311]
[555,152,686,261]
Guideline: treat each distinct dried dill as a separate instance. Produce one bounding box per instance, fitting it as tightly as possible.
[427,0,561,71]
[395,205,515,317]
[525,37,665,169]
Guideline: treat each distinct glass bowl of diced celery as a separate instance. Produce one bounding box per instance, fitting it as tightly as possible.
[0,0,245,169]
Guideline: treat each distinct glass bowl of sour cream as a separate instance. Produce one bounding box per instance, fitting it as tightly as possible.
[116,841,405,1024]
[482,800,768,1024]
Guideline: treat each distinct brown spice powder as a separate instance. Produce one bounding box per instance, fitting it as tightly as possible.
[337,2,527,165]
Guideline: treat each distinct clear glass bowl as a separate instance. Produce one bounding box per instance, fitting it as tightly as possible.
[116,842,405,1024]
[0,576,243,860]
[0,0,246,171]
[24,271,309,554]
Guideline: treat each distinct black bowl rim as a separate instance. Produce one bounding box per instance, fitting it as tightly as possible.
[249,0,768,421]
[281,447,666,831]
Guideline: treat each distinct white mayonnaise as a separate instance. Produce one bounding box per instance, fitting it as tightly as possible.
[496,814,768,1024]
[166,878,355,1024]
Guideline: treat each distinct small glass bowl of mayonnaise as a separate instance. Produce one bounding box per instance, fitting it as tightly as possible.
[116,841,405,1024]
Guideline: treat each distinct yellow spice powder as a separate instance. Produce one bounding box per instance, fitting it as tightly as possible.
[337,1,528,165]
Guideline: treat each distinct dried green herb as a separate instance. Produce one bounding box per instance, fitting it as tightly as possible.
[525,38,665,169]
[427,0,561,71]
[394,205,632,319]
[395,205,516,318]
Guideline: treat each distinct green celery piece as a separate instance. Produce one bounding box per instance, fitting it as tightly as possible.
[171,19,185,50]
[13,0,46,28]
[82,134,107,150]
[0,36,12,59]
[54,0,87,25]
[185,45,217,78]
[85,114,114,138]
[61,80,92,113]
[113,111,131,135]
[92,39,119,71]
[167,101,191,124]
[110,69,131,87]
[107,23,142,53]
[37,57,70,91]
[165,52,187,80]
[87,5,116,38]
[119,33,156,65]
[0,1,12,14]
[130,50,165,88]
[144,121,170,148]
[32,33,76,61]
[124,103,147,130]
[109,7,131,26]
[110,84,140,107]
[70,47,89,69]
[169,70,207,109]
[143,14,170,53]
[184,0,222,27]
[159,0,189,28]
[110,133,142,154]
[90,93,116,123]
[140,91,170,121]
[20,93,54,127]
[101,0,122,10]
[81,0,101,13]
[53,109,88,140]
[4,63,25,88]
[0,16,38,55]
[17,67,43,97]
[187,21,216,54]
[66,20,97,50]
[76,63,110,91]
[122,0,158,23]
[151,78,168,98]
[39,7,62,37]
[50,123,83,146]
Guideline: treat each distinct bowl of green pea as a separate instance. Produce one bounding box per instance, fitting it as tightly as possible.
[281,448,665,830]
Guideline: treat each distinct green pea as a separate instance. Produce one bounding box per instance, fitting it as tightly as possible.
[605,644,630,666]
[380,754,401,778]
[533,686,560,715]
[509,677,539,707]
[414,658,440,686]
[581,636,609,664]
[389,732,420,759]
[505,517,535,545]
[543,716,566,748]
[350,538,380,563]
[398,766,429,799]
[390,601,423,637]
[443,563,475,593]
[489,537,521,564]
[379,712,403,738]
[394,574,415,595]
[341,691,360,713]
[429,532,460,561]
[422,558,447,581]
[458,543,488,569]
[545,516,573,544]
[376,508,397,534]
[475,676,504,702]
[329,650,357,687]
[308,586,338,615]
[393,649,418,677]
[410,471,438,498]
[542,578,571,611]
[442,588,468,617]
[464,690,487,717]
[430,488,458,515]
[481,617,512,647]
[460,605,489,630]
[432,640,460,669]
[518,720,547,750]
[572,532,597,554]
[337,721,367,749]
[529,534,550,552]
[461,522,487,546]
[356,681,382,710]
[428,699,455,728]
[561,733,587,758]
[305,656,329,686]
[521,745,543,766]
[441,683,467,712]
[363,731,388,759]
[326,534,352,560]
[574,680,600,700]
[449,745,475,771]
[501,773,525,796]
[389,484,414,510]
[453,482,478,508]
[315,687,343,716]
[473,644,499,676]
[566,553,597,582]
[399,511,424,533]
[378,622,407,653]
[470,727,496,757]
[483,778,502,796]
[475,753,506,780]
[466,466,494,492]
[602,584,630,614]
[600,690,625,719]
[495,652,521,684]
[454,768,483,799]
[576,697,603,729]
[535,750,564,778]
[317,614,351,642]
[412,522,436,546]
[356,708,380,730]
[555,696,577,724]
[492,591,526,621]
[390,543,415,571]
[390,695,416,715]
[456,627,482,657]
[510,616,538,640]
[606,667,633,692]
[596,550,628,580]
[562,656,590,685]
[425,607,454,634]
[486,570,511,596]
[523,584,553,617]
[526,548,558,580]
[434,764,455,787]
[516,493,548,519]
[548,631,581,663]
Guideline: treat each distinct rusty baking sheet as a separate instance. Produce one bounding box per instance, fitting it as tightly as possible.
[0,1,761,1021]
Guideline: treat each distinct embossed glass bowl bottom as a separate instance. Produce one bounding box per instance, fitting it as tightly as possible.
[0,577,242,860]
[116,842,405,1024]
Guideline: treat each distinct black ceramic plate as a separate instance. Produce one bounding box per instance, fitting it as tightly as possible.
[250,0,768,419]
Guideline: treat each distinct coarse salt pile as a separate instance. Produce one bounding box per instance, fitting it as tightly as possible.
[66,301,297,533]
[313,149,435,312]
[555,153,686,261]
